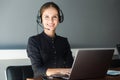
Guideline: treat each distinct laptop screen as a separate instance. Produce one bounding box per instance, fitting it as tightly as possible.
[69,49,114,80]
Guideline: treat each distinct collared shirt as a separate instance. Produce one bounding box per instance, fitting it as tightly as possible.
[27,31,73,78]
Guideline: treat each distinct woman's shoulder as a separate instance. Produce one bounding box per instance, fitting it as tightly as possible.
[29,34,40,39]
[28,33,43,42]
[56,35,68,40]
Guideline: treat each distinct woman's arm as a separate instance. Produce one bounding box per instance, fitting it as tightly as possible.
[27,36,47,78]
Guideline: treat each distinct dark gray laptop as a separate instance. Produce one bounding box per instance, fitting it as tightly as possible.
[68,49,114,80]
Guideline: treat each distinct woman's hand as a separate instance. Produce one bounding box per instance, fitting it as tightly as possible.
[46,68,71,76]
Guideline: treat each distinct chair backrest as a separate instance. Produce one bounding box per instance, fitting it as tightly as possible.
[117,44,120,54]
[110,44,120,68]
[6,65,33,80]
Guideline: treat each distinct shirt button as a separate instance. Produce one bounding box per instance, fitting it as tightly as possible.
[52,41,54,43]
[54,51,56,54]
[54,62,56,65]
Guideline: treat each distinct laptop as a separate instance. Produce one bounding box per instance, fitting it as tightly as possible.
[52,49,114,80]
[68,49,114,80]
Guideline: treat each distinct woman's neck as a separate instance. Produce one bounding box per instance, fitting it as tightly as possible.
[44,30,55,38]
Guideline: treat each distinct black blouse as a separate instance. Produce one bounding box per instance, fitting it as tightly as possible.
[27,32,73,78]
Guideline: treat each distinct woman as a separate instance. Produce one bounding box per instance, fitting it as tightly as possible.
[27,2,73,78]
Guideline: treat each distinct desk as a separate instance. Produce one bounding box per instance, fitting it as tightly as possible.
[27,67,120,80]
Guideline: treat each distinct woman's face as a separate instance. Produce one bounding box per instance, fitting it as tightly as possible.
[42,7,59,31]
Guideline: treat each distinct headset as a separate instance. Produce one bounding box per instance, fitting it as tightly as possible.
[36,2,64,30]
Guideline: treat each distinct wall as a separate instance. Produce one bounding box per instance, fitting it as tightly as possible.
[0,0,120,49]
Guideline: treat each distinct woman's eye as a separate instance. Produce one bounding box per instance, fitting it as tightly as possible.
[43,15,58,20]
[44,16,49,19]
[53,16,58,19]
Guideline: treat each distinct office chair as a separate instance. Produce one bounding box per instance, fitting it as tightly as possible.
[110,44,120,68]
[116,44,120,54]
[6,65,33,80]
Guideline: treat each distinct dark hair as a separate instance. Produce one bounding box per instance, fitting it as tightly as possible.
[40,2,63,23]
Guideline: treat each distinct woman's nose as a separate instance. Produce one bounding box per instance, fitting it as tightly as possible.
[48,18,54,23]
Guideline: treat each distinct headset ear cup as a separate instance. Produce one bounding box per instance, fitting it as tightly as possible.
[36,10,42,24]
[59,9,64,23]
[38,16,42,23]
[60,14,64,23]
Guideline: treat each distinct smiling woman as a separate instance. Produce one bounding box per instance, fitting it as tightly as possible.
[27,2,73,79]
